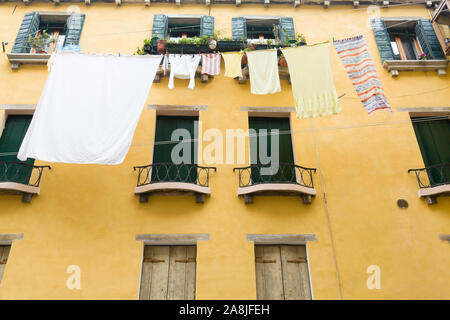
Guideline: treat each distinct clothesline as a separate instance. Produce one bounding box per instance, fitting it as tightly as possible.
[2,115,447,157]
[3,4,446,44]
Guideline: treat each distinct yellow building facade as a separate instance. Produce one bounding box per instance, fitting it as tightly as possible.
[0,0,449,300]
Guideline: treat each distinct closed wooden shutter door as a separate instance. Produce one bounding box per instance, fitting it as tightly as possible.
[232,17,247,41]
[64,13,86,47]
[152,14,169,39]
[12,12,40,53]
[139,245,196,300]
[248,117,295,184]
[278,17,295,44]
[370,18,395,62]
[0,115,35,183]
[412,117,450,185]
[414,19,446,60]
[0,245,11,285]
[200,16,215,37]
[255,245,311,300]
[151,116,198,183]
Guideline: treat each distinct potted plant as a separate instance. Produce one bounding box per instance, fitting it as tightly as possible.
[27,31,55,54]
[241,43,255,65]
[279,53,288,68]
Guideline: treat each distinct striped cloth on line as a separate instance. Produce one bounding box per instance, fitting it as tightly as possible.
[201,53,221,75]
[333,35,391,114]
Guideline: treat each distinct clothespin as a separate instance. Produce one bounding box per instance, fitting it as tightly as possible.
[118,52,121,56]
[332,37,335,43]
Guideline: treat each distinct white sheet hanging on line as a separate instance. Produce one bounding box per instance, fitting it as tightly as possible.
[18,53,162,165]
[168,54,201,90]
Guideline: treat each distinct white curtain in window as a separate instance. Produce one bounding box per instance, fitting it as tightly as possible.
[18,53,162,164]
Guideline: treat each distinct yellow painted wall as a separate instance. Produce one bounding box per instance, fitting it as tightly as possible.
[0,2,449,299]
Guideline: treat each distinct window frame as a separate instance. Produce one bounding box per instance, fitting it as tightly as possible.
[431,0,450,55]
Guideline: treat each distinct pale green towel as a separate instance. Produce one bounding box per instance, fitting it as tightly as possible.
[282,43,341,118]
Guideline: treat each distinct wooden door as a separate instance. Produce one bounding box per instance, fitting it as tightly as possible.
[139,245,196,300]
[255,245,311,300]
[0,245,11,285]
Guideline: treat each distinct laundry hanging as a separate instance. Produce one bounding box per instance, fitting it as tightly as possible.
[281,43,341,118]
[246,49,281,95]
[333,35,391,114]
[221,52,243,78]
[201,53,221,76]
[18,53,162,165]
[168,54,201,90]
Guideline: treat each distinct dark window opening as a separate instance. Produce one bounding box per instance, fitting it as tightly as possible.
[389,28,422,60]
[246,19,278,40]
[411,115,450,186]
[168,18,201,38]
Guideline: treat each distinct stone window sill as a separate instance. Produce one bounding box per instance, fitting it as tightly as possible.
[6,53,51,70]
[383,59,449,77]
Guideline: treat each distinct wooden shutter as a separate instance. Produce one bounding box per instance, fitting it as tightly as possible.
[64,13,86,47]
[152,116,198,183]
[232,17,247,41]
[0,245,11,286]
[370,18,395,63]
[200,16,215,37]
[248,117,295,183]
[139,246,196,300]
[414,19,446,60]
[255,245,311,300]
[152,14,168,39]
[278,17,295,44]
[12,12,40,53]
[412,117,450,185]
[0,115,34,183]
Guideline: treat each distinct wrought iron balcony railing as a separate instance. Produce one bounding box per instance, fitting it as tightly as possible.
[408,163,450,189]
[0,161,51,187]
[233,163,317,189]
[133,163,217,188]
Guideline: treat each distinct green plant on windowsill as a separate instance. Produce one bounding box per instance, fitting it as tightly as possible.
[135,38,153,55]
[27,30,55,54]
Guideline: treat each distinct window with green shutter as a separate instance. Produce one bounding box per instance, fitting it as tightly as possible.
[412,116,450,186]
[232,17,295,44]
[249,117,295,184]
[0,115,35,184]
[151,116,198,184]
[12,12,85,54]
[152,15,214,39]
[371,18,445,62]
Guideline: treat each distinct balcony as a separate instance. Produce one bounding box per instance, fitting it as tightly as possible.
[133,163,216,203]
[0,162,51,203]
[408,163,450,204]
[233,163,317,204]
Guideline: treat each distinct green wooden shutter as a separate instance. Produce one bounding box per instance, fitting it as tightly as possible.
[152,116,198,183]
[370,18,395,63]
[278,17,295,44]
[412,118,450,186]
[200,16,214,37]
[152,14,168,39]
[414,19,446,60]
[0,115,34,184]
[232,17,247,41]
[12,12,40,53]
[64,13,86,47]
[249,117,295,184]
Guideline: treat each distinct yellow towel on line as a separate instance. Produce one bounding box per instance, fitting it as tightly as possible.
[246,49,281,95]
[222,52,243,78]
[282,43,341,118]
